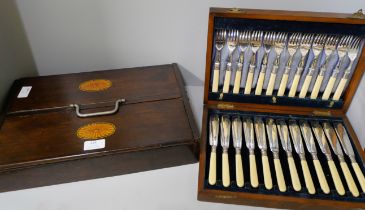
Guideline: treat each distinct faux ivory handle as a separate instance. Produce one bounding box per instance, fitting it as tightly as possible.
[250,154,259,188]
[288,156,301,191]
[301,160,315,194]
[266,73,277,96]
[328,160,345,196]
[274,158,286,192]
[262,155,273,190]
[288,74,300,97]
[322,76,336,100]
[212,69,220,93]
[235,153,244,187]
[340,161,359,197]
[244,71,254,94]
[310,75,324,99]
[352,162,365,193]
[233,71,242,94]
[277,74,289,96]
[299,75,312,98]
[222,71,231,93]
[333,78,348,101]
[313,159,330,194]
[255,71,266,95]
[208,151,216,185]
[222,152,230,187]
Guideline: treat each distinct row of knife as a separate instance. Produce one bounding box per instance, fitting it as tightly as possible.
[208,114,365,197]
[210,30,361,101]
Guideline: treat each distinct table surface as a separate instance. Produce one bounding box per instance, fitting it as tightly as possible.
[0,85,361,210]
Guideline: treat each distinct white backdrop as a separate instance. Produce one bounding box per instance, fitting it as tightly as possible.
[3,1,365,209]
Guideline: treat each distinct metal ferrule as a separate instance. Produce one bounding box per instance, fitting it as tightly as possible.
[273,152,280,159]
[338,155,345,162]
[235,148,241,154]
[310,58,318,69]
[286,151,293,157]
[274,55,280,66]
[331,68,340,78]
[261,150,267,156]
[249,149,255,155]
[299,153,306,160]
[223,148,228,153]
[226,62,232,71]
[214,62,220,70]
[307,68,315,76]
[250,52,256,65]
[350,156,357,163]
[262,53,269,66]
[325,153,332,161]
[211,146,217,153]
[311,153,318,160]
[239,53,244,64]
[284,66,291,74]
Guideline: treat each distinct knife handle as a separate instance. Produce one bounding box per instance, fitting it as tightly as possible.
[310,75,324,99]
[298,75,312,98]
[301,160,315,194]
[233,70,242,94]
[255,70,266,95]
[322,76,336,100]
[288,74,301,97]
[262,154,273,190]
[328,160,345,196]
[244,65,255,94]
[340,161,359,197]
[277,73,289,96]
[208,151,216,185]
[212,67,220,93]
[352,162,365,193]
[266,72,277,96]
[235,153,244,187]
[222,69,231,93]
[250,154,259,188]
[313,159,330,194]
[274,158,286,192]
[288,156,301,191]
[222,152,230,187]
[332,78,348,101]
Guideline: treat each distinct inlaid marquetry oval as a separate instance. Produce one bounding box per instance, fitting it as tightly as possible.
[79,79,112,92]
[77,122,116,140]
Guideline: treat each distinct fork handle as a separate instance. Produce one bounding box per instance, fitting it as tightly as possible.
[266,66,278,96]
[255,71,266,95]
[299,74,312,98]
[233,70,242,94]
[222,65,232,93]
[208,151,217,185]
[212,66,220,93]
[310,74,324,99]
[277,71,289,96]
[244,65,255,94]
[333,78,347,101]
[322,76,336,100]
[288,72,301,97]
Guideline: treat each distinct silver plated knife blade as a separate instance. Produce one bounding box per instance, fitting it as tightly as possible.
[243,118,255,150]
[311,121,332,157]
[209,115,219,148]
[322,122,344,157]
[254,117,267,151]
[334,122,355,160]
[299,120,317,155]
[232,116,242,150]
[220,115,231,151]
[266,118,279,153]
[288,120,305,156]
[277,119,292,153]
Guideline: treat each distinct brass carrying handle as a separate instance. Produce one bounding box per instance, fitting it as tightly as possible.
[70,99,125,118]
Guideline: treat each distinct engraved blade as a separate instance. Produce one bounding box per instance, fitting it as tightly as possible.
[266,118,279,153]
[209,114,219,147]
[311,121,331,156]
[232,116,242,149]
[243,118,255,150]
[322,122,344,157]
[254,117,267,151]
[220,115,231,149]
[277,119,292,153]
[299,120,317,154]
[288,120,305,155]
[334,122,355,158]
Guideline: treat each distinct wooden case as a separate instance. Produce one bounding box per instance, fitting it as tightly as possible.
[0,63,199,192]
[197,8,365,209]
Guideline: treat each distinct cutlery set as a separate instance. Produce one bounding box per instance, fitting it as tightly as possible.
[208,114,365,197]
[211,30,362,101]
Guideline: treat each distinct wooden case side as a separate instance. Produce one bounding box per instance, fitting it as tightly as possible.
[197,106,209,196]
[203,12,215,105]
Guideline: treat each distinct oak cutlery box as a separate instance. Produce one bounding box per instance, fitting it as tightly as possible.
[197,8,365,209]
[0,63,199,192]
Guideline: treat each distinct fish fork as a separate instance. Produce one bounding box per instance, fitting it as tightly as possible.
[310,35,339,99]
[233,31,250,94]
[333,37,361,100]
[255,32,275,95]
[266,32,288,95]
[277,33,301,96]
[244,31,263,94]
[223,30,239,93]
[322,35,353,100]
[288,33,314,97]
[212,29,226,93]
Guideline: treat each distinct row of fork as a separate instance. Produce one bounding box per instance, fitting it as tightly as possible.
[212,29,362,101]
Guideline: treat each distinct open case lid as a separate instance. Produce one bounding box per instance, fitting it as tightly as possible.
[6,64,182,114]
[203,8,365,115]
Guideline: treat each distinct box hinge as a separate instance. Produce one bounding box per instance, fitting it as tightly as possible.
[217,103,235,110]
[313,110,332,117]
